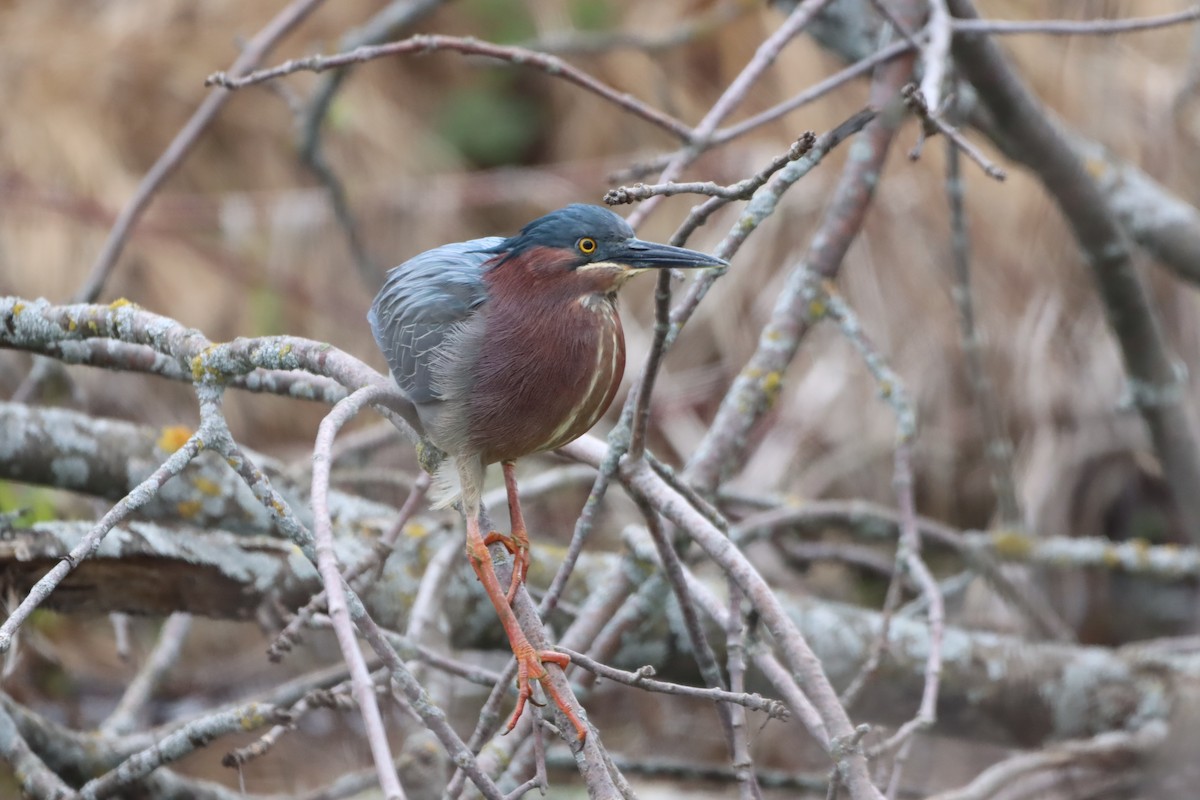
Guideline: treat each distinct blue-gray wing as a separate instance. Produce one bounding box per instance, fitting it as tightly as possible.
[368,237,499,404]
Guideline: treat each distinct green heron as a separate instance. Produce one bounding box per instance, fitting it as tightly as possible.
[368,203,726,739]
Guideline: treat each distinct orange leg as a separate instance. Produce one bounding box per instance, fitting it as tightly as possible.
[467,513,587,741]
[482,460,530,604]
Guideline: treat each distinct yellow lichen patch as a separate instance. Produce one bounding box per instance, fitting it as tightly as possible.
[807,296,827,320]
[68,317,78,331]
[11,302,24,316]
[279,343,293,358]
[193,476,222,496]
[240,705,267,730]
[1130,538,1151,564]
[86,320,99,333]
[157,426,193,453]
[990,529,1033,559]
[761,371,783,403]
[108,297,136,310]
[190,345,221,382]
[1083,156,1109,180]
[176,499,202,519]
[403,522,429,539]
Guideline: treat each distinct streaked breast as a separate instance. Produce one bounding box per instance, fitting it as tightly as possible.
[468,293,626,464]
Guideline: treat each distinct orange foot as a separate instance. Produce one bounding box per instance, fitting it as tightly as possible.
[508,646,587,741]
[467,515,587,741]
[484,529,530,604]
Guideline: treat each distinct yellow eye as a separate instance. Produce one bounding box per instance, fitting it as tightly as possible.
[577,237,597,255]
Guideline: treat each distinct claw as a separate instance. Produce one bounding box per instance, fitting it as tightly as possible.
[506,646,585,740]
[468,516,587,742]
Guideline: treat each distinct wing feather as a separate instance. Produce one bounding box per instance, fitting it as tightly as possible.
[367,238,499,404]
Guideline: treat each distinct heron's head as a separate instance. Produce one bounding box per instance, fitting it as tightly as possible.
[484,204,727,294]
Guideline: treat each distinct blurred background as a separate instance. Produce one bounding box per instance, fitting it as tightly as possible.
[2,0,1200,796]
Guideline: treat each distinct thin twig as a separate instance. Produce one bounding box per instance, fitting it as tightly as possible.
[920,0,953,114]
[713,40,909,146]
[557,648,788,719]
[871,445,943,785]
[223,672,377,769]
[78,702,293,799]
[357,598,506,799]
[735,497,1072,640]
[566,435,883,800]
[664,109,877,352]
[708,6,1200,151]
[903,84,1006,180]
[617,131,815,478]
[536,435,622,618]
[626,270,673,463]
[684,68,913,492]
[207,34,693,141]
[605,132,816,206]
[295,0,448,286]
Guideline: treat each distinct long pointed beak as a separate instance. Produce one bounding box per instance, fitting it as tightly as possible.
[612,238,728,270]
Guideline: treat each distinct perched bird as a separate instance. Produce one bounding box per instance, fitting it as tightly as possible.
[369,203,726,739]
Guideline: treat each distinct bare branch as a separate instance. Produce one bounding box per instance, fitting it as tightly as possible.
[903,84,1006,180]
[311,385,406,800]
[207,34,694,141]
[604,132,816,206]
[558,648,788,718]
